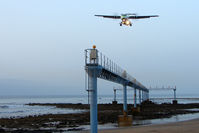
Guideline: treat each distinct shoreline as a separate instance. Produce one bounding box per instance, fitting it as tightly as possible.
[80,113,199,132]
[95,118,199,133]
[1,102,199,132]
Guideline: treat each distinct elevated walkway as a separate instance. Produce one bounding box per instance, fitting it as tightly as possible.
[84,46,149,133]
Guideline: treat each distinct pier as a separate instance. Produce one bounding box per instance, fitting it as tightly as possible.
[149,86,177,104]
[112,87,142,107]
[85,45,149,133]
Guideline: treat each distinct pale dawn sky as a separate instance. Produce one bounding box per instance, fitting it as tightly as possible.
[0,0,199,96]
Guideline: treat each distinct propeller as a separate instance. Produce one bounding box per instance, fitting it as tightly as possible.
[121,13,138,16]
[112,12,120,16]
[112,12,138,16]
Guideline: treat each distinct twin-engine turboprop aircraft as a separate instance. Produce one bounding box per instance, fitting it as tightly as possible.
[95,13,158,26]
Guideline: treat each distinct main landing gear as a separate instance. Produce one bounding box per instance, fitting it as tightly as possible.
[119,23,132,26]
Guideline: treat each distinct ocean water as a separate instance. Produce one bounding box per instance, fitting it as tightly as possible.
[0,94,199,118]
[0,95,88,118]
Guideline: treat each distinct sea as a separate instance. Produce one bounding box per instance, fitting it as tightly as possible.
[0,93,199,118]
[1,93,199,131]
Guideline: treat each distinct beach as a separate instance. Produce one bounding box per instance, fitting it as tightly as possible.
[97,118,199,133]
[1,101,199,132]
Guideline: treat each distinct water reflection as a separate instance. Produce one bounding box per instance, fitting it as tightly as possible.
[76,112,199,132]
[133,112,199,126]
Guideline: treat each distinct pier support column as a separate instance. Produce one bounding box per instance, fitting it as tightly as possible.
[173,87,178,104]
[112,88,117,104]
[123,84,127,115]
[145,92,147,101]
[142,91,143,102]
[139,89,141,104]
[114,89,116,101]
[88,68,98,133]
[118,84,132,127]
[134,88,137,108]
[174,88,176,100]
[132,88,140,113]
[143,91,146,101]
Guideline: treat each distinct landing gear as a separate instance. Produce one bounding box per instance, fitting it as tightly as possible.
[120,23,122,26]
[130,24,132,26]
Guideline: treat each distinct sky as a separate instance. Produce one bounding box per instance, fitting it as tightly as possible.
[0,0,199,96]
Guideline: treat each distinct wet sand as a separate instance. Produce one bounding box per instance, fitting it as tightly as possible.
[98,118,199,133]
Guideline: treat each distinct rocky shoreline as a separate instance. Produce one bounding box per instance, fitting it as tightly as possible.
[1,101,199,132]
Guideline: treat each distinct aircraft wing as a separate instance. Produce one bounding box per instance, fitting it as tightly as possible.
[128,15,159,19]
[95,15,121,19]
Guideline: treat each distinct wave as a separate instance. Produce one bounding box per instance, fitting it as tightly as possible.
[0,105,9,109]
[0,110,24,114]
[12,110,24,113]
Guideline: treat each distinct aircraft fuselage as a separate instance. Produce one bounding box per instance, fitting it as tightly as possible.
[120,18,132,26]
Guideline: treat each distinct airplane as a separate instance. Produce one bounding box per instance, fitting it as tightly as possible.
[95,13,159,26]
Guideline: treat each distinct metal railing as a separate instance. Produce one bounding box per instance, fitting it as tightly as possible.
[85,49,147,89]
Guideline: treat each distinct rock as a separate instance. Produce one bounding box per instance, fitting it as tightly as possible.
[0,128,5,132]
